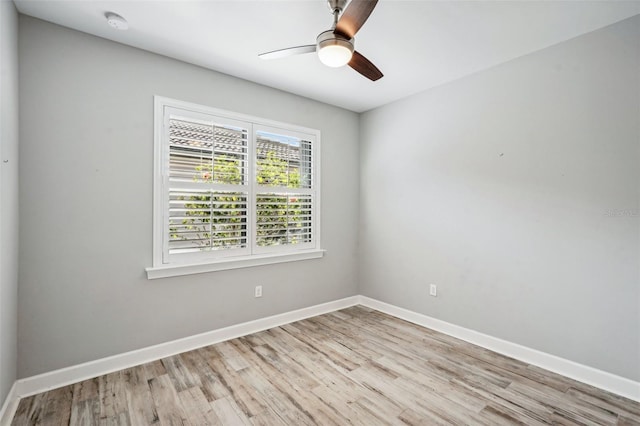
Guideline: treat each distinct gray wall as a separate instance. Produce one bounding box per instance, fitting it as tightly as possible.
[18,16,360,378]
[359,15,640,381]
[0,0,19,405]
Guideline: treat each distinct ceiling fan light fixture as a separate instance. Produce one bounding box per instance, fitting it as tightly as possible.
[316,31,353,67]
[318,44,353,67]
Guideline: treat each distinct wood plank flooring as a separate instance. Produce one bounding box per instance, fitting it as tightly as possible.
[11,306,640,425]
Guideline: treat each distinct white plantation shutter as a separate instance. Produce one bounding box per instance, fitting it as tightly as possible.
[153,98,320,271]
[164,110,250,262]
[168,190,248,254]
[168,117,248,184]
[255,128,315,252]
[256,134,312,188]
[256,193,313,246]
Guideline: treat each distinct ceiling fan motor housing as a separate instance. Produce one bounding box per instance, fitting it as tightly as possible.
[316,30,354,53]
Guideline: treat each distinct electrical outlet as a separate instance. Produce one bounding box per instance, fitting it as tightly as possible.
[255,285,262,298]
[429,284,437,297]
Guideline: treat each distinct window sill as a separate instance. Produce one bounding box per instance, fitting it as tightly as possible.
[145,249,325,279]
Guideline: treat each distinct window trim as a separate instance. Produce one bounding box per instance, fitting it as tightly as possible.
[147,96,323,279]
[146,249,325,279]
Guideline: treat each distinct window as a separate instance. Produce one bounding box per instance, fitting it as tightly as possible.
[147,97,322,279]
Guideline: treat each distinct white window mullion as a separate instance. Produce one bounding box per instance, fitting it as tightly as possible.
[248,123,257,254]
[168,180,246,192]
[161,105,172,264]
[255,186,313,196]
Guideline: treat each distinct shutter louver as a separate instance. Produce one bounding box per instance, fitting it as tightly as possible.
[256,193,312,246]
[166,114,249,257]
[255,129,314,251]
[169,190,248,253]
[256,134,312,189]
[169,118,247,184]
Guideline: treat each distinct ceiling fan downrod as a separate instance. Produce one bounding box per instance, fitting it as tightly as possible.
[328,0,348,28]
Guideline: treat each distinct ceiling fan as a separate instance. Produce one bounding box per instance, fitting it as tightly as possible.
[259,0,383,81]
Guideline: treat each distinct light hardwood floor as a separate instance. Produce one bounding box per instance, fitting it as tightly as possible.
[10,306,640,425]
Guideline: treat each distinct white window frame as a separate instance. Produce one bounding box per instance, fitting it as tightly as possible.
[146,97,323,279]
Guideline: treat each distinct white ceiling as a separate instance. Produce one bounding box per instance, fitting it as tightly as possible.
[13,0,640,112]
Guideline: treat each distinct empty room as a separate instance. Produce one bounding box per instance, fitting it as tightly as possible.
[1,0,639,424]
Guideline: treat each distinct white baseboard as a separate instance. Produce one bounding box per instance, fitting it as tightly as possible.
[359,296,640,402]
[0,382,19,426]
[13,296,360,399]
[3,293,637,425]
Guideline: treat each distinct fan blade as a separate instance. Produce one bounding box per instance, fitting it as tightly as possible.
[349,51,383,81]
[334,0,379,39]
[259,45,316,60]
